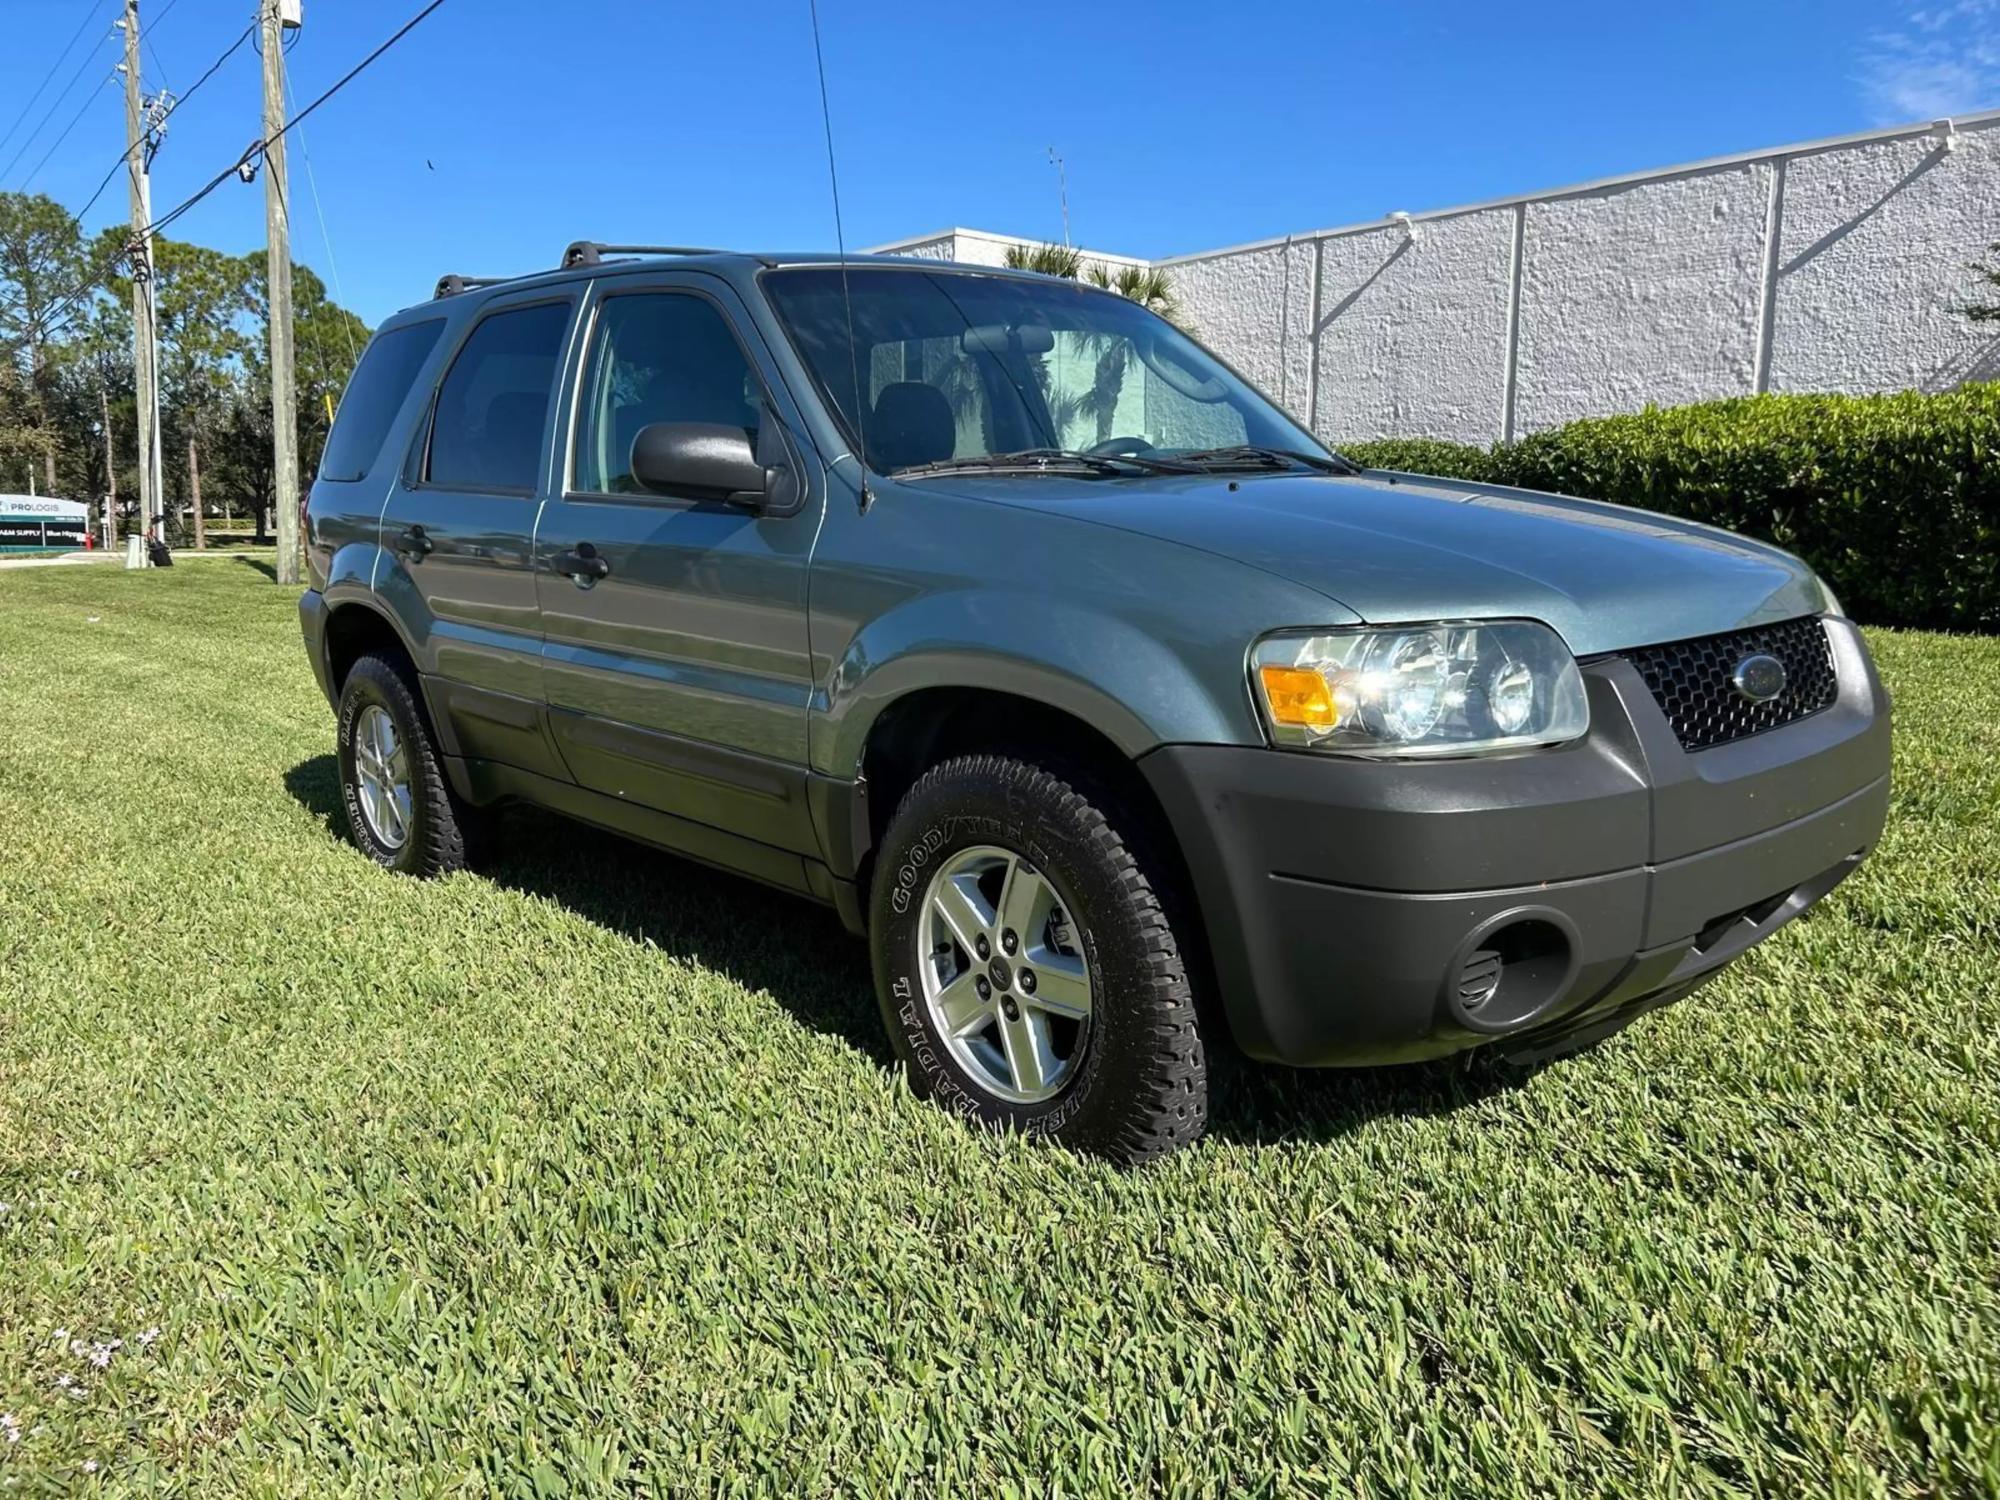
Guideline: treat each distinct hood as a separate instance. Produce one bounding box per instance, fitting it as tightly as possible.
[913,470,1828,657]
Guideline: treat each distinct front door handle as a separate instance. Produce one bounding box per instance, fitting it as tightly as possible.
[556,543,610,583]
[396,523,433,559]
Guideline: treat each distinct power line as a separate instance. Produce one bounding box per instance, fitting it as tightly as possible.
[66,22,256,229]
[37,0,450,338]
[143,36,174,93]
[286,81,360,371]
[1,14,117,184]
[0,0,111,162]
[166,22,255,117]
[18,67,118,191]
[148,0,448,243]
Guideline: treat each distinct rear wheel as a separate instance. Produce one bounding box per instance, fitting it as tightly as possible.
[335,654,477,876]
[870,754,1208,1163]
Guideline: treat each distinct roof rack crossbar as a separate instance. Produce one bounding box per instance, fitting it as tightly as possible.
[434,273,516,300]
[562,240,727,269]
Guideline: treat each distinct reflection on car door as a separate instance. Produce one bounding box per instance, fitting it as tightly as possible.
[533,276,822,854]
[377,293,577,781]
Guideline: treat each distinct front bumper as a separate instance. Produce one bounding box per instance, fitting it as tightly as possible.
[1141,616,1891,1066]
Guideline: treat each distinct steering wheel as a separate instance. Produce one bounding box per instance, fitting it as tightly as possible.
[1087,436,1157,457]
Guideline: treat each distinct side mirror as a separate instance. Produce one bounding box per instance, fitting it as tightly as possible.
[630,422,768,506]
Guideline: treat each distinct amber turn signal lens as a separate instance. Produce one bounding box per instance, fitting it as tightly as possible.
[1257,664,1336,729]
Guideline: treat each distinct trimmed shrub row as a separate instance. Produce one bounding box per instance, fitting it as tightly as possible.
[1337,386,2000,631]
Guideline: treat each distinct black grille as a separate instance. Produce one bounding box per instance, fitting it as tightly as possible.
[1625,616,1837,752]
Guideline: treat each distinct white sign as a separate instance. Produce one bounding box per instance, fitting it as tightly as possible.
[0,494,87,520]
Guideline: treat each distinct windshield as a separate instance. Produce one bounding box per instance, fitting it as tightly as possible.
[762,266,1328,475]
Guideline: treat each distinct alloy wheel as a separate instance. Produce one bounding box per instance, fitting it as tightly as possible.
[920,844,1094,1103]
[352,704,413,850]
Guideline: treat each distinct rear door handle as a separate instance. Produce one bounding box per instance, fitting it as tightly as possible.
[395,524,433,559]
[556,543,610,583]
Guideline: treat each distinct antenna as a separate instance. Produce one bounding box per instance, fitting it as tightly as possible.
[808,0,872,513]
[1048,147,1070,247]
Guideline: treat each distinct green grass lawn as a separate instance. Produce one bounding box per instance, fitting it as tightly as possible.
[2,562,1996,1496]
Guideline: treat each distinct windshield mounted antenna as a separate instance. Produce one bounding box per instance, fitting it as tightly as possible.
[808,0,871,514]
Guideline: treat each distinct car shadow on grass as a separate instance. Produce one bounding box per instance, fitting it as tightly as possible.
[284,753,1543,1151]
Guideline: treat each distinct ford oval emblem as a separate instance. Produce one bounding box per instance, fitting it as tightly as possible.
[1731,652,1788,704]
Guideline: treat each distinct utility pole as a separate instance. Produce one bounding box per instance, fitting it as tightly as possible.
[100,382,118,549]
[262,0,301,585]
[118,0,161,561]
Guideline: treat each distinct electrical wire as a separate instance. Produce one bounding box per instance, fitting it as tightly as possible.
[285,76,360,371]
[38,0,449,338]
[0,0,111,162]
[280,74,338,435]
[17,68,118,191]
[1,18,117,184]
[149,0,448,243]
[65,22,256,228]
[144,36,174,93]
[168,21,256,117]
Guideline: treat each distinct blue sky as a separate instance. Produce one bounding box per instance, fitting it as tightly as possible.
[3,0,1996,325]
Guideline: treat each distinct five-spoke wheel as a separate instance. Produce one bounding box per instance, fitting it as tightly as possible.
[350,703,413,850]
[921,845,1093,1103]
[335,653,478,877]
[872,754,1210,1163]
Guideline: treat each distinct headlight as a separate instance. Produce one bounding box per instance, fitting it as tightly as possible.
[1252,621,1589,757]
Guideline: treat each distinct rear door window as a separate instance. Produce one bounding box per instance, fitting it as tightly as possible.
[318,320,443,482]
[426,301,572,492]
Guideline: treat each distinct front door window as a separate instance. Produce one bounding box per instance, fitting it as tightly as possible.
[572,293,763,497]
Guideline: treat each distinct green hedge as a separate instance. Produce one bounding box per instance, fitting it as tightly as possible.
[1337,386,2000,631]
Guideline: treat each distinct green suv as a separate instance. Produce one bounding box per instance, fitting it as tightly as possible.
[300,243,1891,1162]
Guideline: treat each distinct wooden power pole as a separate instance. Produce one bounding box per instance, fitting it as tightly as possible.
[262,0,301,585]
[119,0,160,557]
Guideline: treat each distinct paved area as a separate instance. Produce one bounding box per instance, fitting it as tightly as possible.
[0,547,278,571]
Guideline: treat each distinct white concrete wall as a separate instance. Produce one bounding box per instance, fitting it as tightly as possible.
[870,113,2000,444]
[1314,212,1517,443]
[1157,112,2000,444]
[868,228,1149,272]
[1514,162,1774,434]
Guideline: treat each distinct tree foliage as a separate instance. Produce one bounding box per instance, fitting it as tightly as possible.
[0,188,367,539]
[1336,385,2000,631]
[1003,241,1182,323]
[1969,242,2000,323]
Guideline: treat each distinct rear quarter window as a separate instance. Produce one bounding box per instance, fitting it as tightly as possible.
[318,320,444,483]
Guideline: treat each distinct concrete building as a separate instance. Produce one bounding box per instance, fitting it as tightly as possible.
[870,109,2000,446]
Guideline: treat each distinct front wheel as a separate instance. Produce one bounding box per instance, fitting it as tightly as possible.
[870,755,1209,1163]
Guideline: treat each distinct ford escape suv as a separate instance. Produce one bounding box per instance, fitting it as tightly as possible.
[300,242,1891,1163]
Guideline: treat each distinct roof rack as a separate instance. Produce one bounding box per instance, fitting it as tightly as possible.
[433,273,516,300]
[561,240,727,269]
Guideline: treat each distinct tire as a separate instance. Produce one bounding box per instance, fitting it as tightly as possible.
[335,653,477,877]
[870,754,1209,1164]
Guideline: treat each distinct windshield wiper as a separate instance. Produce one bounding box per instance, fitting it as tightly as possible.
[892,447,1197,479]
[1170,445,1364,476]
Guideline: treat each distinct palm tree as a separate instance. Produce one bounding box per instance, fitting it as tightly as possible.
[1002,242,1183,444]
[1002,241,1085,280]
[1002,242,1181,324]
[1084,262,1181,323]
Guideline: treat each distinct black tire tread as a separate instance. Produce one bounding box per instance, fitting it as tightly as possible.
[339,654,475,878]
[880,753,1209,1164]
